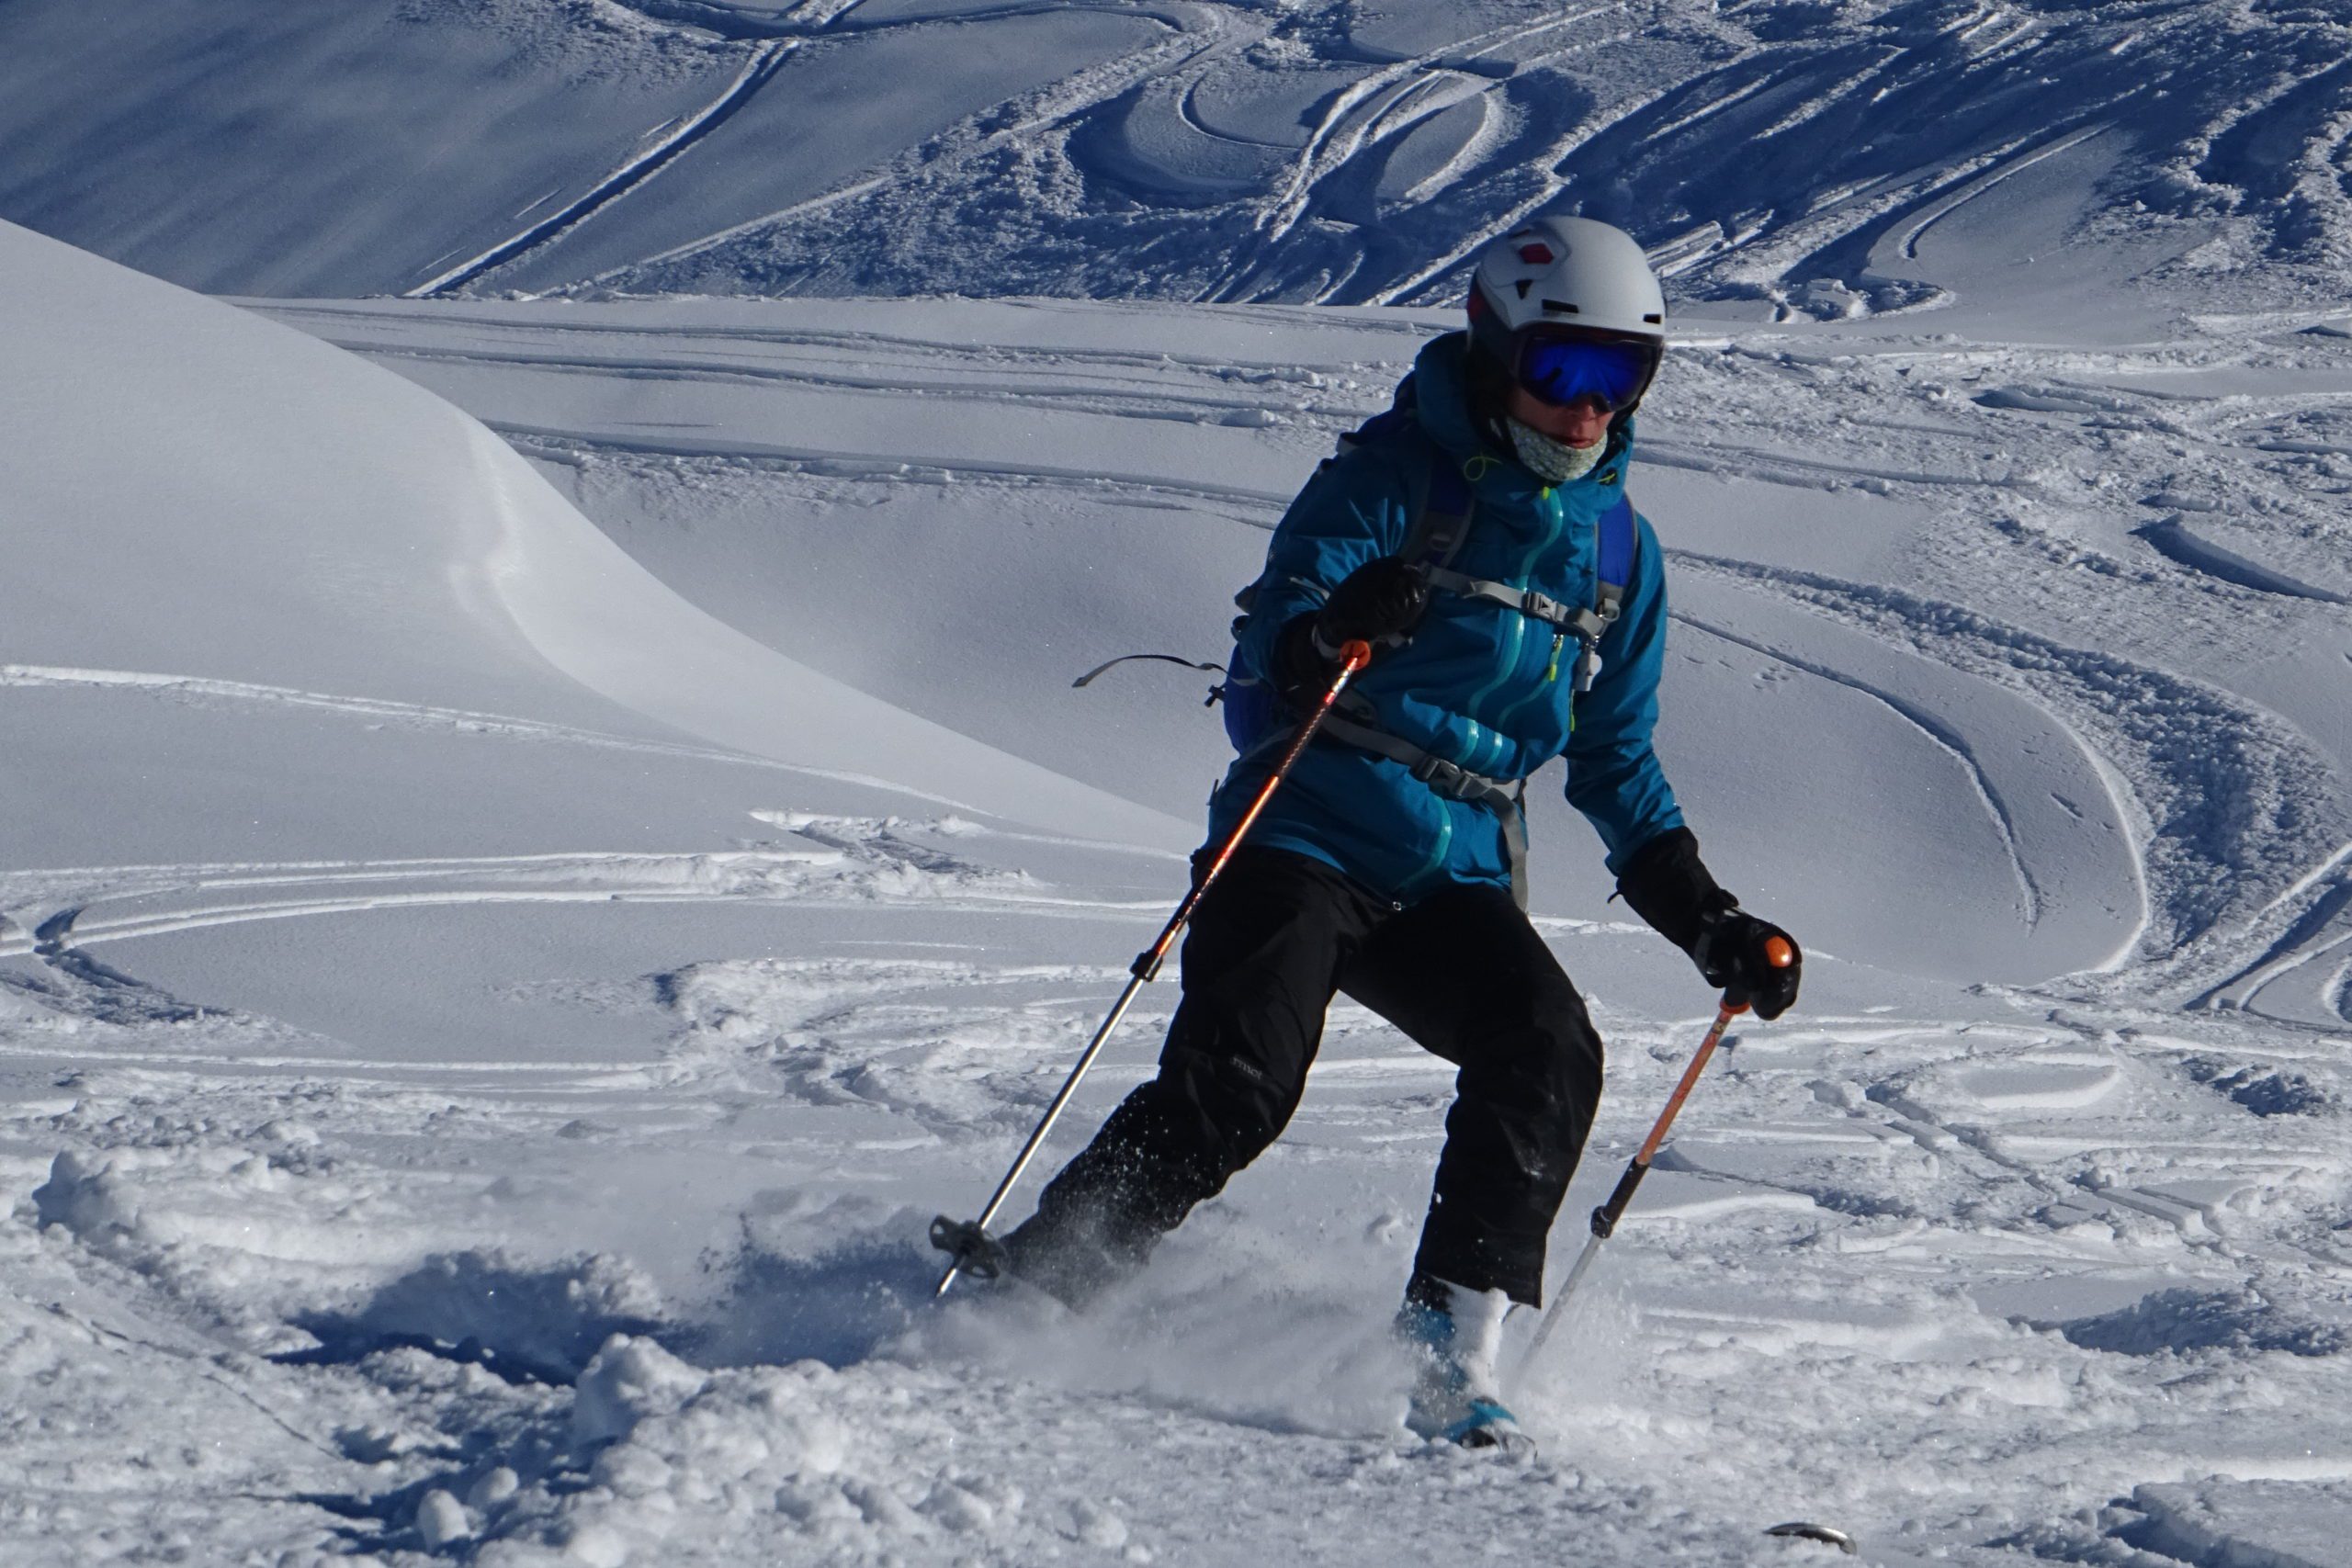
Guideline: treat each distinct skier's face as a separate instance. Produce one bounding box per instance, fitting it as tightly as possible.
[1504,384,1613,450]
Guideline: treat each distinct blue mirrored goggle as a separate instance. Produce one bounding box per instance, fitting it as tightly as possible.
[1515,336,1657,412]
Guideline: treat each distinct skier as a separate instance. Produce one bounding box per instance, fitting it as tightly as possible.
[991,218,1801,1449]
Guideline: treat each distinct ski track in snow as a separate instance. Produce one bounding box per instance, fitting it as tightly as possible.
[1670,608,2045,925]
[0,840,1159,967]
[0,662,968,800]
[12,0,2352,310]
[402,38,798,299]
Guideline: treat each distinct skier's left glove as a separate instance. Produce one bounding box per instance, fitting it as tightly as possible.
[1692,904,1802,1021]
[1613,827,1802,1020]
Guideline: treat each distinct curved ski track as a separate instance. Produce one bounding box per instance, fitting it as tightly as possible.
[524,0,2352,310]
[406,39,798,299]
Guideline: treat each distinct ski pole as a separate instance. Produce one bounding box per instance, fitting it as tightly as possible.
[932,638,1375,1298]
[1517,934,1796,1371]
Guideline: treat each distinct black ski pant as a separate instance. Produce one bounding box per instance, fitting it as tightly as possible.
[1016,846,1604,1306]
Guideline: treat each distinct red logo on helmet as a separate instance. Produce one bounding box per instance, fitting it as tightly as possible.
[1518,243,1555,265]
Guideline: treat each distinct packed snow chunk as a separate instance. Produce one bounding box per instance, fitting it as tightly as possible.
[1065,1498,1130,1550]
[502,1360,922,1562]
[2185,1057,2334,1118]
[29,1150,141,1242]
[416,1487,473,1548]
[839,1477,925,1534]
[2111,1479,2352,1568]
[572,1335,708,1450]
[920,1476,1023,1535]
[558,1520,631,1567]
[469,1465,522,1510]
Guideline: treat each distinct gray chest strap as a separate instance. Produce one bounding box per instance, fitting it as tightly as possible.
[1420,565,1623,645]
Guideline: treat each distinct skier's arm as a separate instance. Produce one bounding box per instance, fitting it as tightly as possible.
[1615,827,1804,1019]
[1562,512,1684,872]
[1236,452,1415,685]
[1577,522,1804,1018]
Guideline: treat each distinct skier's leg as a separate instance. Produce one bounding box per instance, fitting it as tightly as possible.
[1340,884,1604,1308]
[1002,847,1383,1304]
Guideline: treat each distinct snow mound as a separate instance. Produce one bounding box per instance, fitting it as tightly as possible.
[572,1334,712,1450]
[2058,1286,2349,1360]
[2184,1058,2335,1120]
[0,218,1178,848]
[29,1150,144,1244]
[2110,1479,2352,1568]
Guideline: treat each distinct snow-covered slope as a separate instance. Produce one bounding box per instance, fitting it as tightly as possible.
[6,217,2352,1564]
[6,1,2349,314]
[242,281,2352,1000]
[6,4,2352,1562]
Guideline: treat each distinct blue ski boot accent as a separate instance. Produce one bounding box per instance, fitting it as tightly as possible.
[1397,1279,1534,1455]
[1441,1399,1526,1450]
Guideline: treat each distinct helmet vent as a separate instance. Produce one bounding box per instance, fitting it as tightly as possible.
[1514,280,1532,299]
[1539,298,1580,314]
[1644,312,1664,324]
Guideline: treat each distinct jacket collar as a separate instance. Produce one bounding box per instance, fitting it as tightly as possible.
[1411,332,1633,512]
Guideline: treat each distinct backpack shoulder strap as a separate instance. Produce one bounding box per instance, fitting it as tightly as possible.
[1334,373,1476,569]
[1401,439,1476,569]
[1335,371,1421,458]
[1593,495,1636,626]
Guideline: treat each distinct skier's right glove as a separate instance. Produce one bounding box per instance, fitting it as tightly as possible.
[1313,557,1428,657]
[1271,557,1429,707]
[1613,827,1802,1020]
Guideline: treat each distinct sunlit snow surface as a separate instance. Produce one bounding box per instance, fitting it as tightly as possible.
[3,0,2350,313]
[3,221,2349,1564]
[5,2,2352,1562]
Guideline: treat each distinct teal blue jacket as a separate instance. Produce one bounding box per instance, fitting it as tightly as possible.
[1205,332,1683,901]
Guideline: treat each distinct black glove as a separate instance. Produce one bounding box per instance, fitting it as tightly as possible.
[1693,904,1801,1020]
[1614,827,1802,1020]
[1313,557,1427,656]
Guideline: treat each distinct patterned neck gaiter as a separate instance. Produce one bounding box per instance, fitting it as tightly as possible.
[1506,418,1606,486]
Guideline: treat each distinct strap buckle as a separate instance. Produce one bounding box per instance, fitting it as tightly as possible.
[1409,753,1464,790]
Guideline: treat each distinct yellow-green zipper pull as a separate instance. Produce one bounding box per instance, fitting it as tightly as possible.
[1545,630,1566,682]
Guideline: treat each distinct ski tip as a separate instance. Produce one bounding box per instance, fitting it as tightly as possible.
[1765,1522,1857,1554]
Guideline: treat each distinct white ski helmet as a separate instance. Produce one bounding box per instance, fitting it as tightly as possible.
[1467,216,1667,415]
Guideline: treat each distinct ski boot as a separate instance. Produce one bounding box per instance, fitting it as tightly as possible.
[1397,1273,1534,1455]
